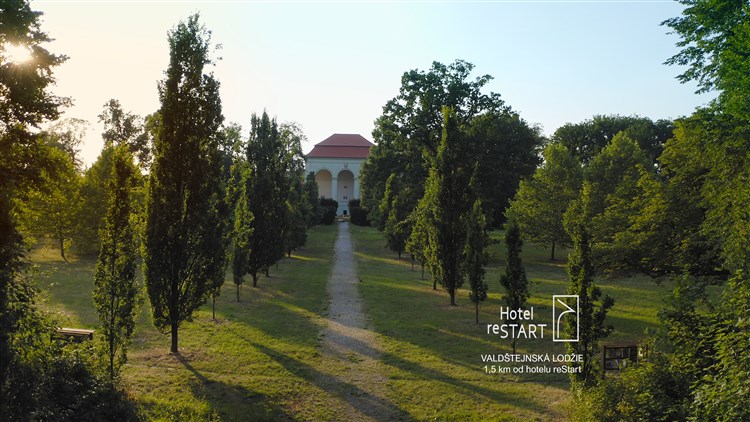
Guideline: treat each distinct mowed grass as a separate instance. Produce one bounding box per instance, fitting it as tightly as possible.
[32,225,352,421]
[31,222,674,421]
[350,225,673,421]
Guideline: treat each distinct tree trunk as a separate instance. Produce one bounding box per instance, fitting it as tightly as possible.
[421,264,425,280]
[433,278,437,290]
[109,305,116,380]
[170,323,179,354]
[213,294,217,319]
[236,284,240,302]
[450,289,456,306]
[551,241,556,261]
[411,256,415,270]
[265,268,270,277]
[475,302,479,324]
[252,273,258,288]
[59,234,68,263]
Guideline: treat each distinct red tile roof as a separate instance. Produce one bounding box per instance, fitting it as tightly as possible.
[306,134,373,159]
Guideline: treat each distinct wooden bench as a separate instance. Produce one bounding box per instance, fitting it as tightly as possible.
[54,328,94,343]
[602,343,641,373]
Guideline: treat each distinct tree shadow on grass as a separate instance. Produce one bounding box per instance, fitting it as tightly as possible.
[248,334,550,419]
[176,353,295,421]
[246,341,413,421]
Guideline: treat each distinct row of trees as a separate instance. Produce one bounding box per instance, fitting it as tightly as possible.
[2,7,324,418]
[505,1,750,419]
[360,60,544,309]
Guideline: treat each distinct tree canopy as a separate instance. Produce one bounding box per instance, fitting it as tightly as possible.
[360,59,542,229]
[143,14,227,354]
[508,143,582,260]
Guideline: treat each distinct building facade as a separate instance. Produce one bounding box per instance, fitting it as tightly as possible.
[305,133,373,216]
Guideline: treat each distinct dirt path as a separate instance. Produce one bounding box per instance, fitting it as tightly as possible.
[320,222,403,421]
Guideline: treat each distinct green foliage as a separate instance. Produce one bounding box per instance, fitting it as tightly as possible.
[235,111,287,287]
[464,111,543,225]
[278,122,308,259]
[99,98,152,169]
[303,172,323,226]
[418,108,472,305]
[76,145,115,254]
[567,133,656,275]
[380,175,411,258]
[320,198,338,225]
[9,339,139,421]
[284,181,308,257]
[498,216,529,353]
[142,14,227,353]
[552,114,673,164]
[572,350,691,422]
[93,144,142,380]
[16,143,82,262]
[663,0,750,120]
[406,199,431,282]
[0,0,70,414]
[564,223,614,388]
[348,199,369,226]
[508,143,582,260]
[377,173,398,231]
[464,199,489,324]
[360,59,542,232]
[232,165,253,301]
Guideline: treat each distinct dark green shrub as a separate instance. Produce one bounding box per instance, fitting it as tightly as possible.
[348,199,370,226]
[320,198,338,225]
[571,351,691,422]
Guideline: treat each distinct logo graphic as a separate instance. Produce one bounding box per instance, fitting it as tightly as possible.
[552,295,579,342]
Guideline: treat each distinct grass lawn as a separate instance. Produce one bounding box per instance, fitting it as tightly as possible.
[34,225,347,421]
[350,225,673,421]
[31,222,673,421]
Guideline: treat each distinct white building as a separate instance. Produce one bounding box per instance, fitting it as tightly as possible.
[305,134,374,216]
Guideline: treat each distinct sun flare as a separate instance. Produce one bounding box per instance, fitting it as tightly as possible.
[4,43,32,64]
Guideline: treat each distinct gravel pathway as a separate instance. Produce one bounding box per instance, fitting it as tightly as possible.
[321,222,403,421]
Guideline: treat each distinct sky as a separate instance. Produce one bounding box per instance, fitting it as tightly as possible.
[32,0,714,168]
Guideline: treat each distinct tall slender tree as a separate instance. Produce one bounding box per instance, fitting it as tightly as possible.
[302,172,322,226]
[232,167,253,301]
[498,216,529,353]
[238,111,283,288]
[93,144,141,380]
[142,14,227,353]
[563,215,614,387]
[406,185,437,284]
[420,107,473,305]
[465,199,489,324]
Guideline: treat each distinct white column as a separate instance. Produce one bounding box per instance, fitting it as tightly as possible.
[331,177,338,203]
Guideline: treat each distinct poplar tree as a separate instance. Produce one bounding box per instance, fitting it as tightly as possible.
[238,111,283,288]
[421,107,472,305]
[93,144,141,380]
[302,172,322,226]
[279,122,308,258]
[465,199,489,324]
[564,217,614,387]
[232,168,253,301]
[499,216,529,354]
[143,14,227,353]
[284,181,308,257]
